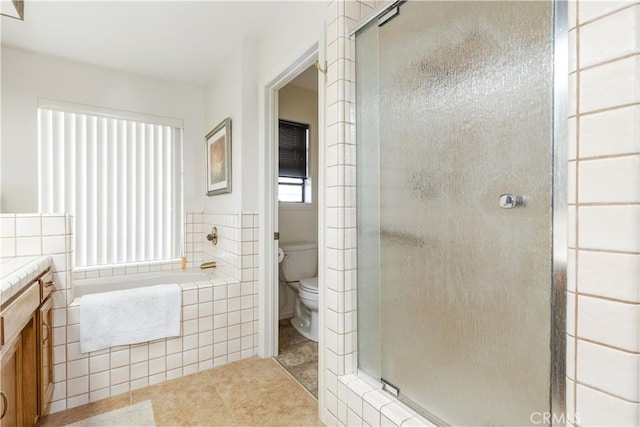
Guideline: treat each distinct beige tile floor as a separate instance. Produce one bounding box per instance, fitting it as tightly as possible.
[37,357,321,427]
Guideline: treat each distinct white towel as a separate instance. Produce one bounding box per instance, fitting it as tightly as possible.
[80,284,181,353]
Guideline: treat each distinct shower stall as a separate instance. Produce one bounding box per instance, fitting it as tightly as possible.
[355,1,566,425]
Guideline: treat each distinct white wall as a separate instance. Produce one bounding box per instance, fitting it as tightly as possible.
[0,47,204,213]
[201,38,260,213]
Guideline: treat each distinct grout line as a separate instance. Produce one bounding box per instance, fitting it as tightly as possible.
[576,202,640,206]
[578,52,640,74]
[577,152,640,162]
[576,292,640,306]
[575,336,640,355]
[574,380,640,404]
[573,247,640,256]
[577,102,640,118]
[574,2,639,29]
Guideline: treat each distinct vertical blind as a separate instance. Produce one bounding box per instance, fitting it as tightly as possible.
[38,106,183,268]
[278,120,309,178]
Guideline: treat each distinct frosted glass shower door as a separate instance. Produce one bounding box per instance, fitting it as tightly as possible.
[356,1,555,425]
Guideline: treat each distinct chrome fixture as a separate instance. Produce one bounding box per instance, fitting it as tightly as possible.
[498,194,524,209]
[200,261,217,269]
[206,226,218,245]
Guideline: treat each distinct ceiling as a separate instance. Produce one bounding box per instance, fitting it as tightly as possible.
[1,1,297,86]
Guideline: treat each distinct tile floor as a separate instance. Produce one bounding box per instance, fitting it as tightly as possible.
[275,319,318,398]
[37,357,320,426]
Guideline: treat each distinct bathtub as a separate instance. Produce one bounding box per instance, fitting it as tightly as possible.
[73,268,226,298]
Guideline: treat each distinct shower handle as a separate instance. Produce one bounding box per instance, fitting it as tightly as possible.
[499,194,524,209]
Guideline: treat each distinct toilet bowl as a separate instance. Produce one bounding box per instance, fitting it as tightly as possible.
[279,243,319,342]
[295,277,318,342]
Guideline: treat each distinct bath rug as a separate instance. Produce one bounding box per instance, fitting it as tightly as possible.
[65,400,156,426]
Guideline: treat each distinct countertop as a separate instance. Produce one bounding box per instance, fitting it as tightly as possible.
[0,255,52,307]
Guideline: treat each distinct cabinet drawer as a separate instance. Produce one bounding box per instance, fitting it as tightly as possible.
[39,270,55,301]
[0,282,39,347]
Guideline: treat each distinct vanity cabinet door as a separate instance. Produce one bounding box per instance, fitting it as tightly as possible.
[21,316,38,425]
[0,335,22,427]
[38,296,54,415]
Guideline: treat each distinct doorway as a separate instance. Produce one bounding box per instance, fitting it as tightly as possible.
[275,66,320,397]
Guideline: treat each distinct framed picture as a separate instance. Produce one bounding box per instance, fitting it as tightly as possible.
[205,118,232,195]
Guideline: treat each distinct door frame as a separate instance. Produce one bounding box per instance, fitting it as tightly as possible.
[258,43,326,425]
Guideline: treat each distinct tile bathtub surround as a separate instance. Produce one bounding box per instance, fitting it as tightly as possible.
[7,209,262,414]
[185,210,259,355]
[569,1,640,425]
[184,211,259,283]
[49,272,258,413]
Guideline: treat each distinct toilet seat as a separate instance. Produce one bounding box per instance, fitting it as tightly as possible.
[299,277,318,294]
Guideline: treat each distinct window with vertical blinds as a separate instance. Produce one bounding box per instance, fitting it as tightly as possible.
[38,103,183,268]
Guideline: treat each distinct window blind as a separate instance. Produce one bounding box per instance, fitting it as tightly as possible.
[38,107,183,268]
[278,120,309,179]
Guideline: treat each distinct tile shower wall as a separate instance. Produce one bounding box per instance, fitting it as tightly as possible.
[1,211,259,414]
[322,1,640,426]
[322,2,430,425]
[321,1,431,426]
[567,2,640,425]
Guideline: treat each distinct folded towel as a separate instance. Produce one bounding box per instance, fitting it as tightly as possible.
[80,284,181,353]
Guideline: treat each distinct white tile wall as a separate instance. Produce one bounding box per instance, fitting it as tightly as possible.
[579,55,640,113]
[569,1,639,425]
[579,5,640,68]
[579,105,640,158]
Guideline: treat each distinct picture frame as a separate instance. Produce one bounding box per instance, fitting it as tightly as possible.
[205,117,232,196]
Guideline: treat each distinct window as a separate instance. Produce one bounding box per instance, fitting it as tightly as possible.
[278,120,310,203]
[38,102,183,268]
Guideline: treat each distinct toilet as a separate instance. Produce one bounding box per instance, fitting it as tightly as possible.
[278,242,319,342]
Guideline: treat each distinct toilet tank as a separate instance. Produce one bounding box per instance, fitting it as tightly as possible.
[280,242,318,281]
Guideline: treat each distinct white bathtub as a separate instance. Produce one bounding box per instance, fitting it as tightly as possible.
[73,268,222,298]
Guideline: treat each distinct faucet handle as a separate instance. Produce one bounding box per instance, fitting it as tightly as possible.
[207,226,218,245]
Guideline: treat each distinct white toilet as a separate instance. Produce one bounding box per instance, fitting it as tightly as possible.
[279,242,319,342]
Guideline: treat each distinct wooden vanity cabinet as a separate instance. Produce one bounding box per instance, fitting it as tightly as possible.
[0,268,55,426]
[38,295,54,415]
[0,335,21,427]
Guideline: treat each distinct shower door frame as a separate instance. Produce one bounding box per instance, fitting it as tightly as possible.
[348,0,568,423]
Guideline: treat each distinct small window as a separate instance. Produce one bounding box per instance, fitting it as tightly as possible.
[278,120,310,203]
